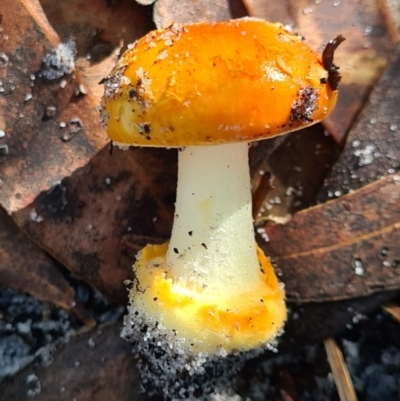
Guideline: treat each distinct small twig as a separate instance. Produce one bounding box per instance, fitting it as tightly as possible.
[252,172,273,221]
[324,338,358,401]
[382,304,400,323]
[376,0,400,44]
[70,301,97,328]
[255,214,291,225]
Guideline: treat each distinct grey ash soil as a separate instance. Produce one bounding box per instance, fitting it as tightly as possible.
[1,282,399,401]
[0,282,123,382]
[231,311,400,401]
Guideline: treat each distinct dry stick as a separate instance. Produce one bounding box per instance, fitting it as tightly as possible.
[324,338,358,401]
[252,172,272,221]
[70,302,97,329]
[383,304,400,323]
[376,0,400,44]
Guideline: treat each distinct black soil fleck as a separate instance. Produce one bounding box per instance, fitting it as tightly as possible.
[290,86,318,123]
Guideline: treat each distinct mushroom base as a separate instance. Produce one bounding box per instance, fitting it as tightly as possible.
[123,316,274,399]
[122,241,286,398]
[126,242,286,355]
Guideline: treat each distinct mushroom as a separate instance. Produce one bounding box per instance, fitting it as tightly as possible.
[100,17,341,395]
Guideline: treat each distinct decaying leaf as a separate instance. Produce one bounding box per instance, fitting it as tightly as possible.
[0,0,107,214]
[318,40,400,201]
[38,0,154,102]
[13,147,176,304]
[0,0,154,213]
[153,0,247,28]
[242,0,293,25]
[0,324,143,401]
[1,1,399,398]
[252,124,340,221]
[283,291,400,344]
[244,0,395,144]
[383,304,400,323]
[39,0,153,54]
[379,0,400,42]
[262,175,400,302]
[1,0,399,311]
[0,0,171,305]
[0,207,75,311]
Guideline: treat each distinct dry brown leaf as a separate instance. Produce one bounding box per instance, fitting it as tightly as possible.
[0,207,75,311]
[0,0,154,212]
[1,3,399,395]
[39,0,153,52]
[252,124,340,221]
[243,0,400,304]
[0,0,107,213]
[0,323,143,401]
[153,0,247,28]
[77,46,123,105]
[383,304,400,323]
[262,175,400,302]
[282,291,399,344]
[13,127,338,306]
[244,0,395,144]
[1,0,398,310]
[0,0,170,304]
[378,0,400,42]
[38,0,154,102]
[318,38,400,201]
[13,147,176,304]
[242,0,293,25]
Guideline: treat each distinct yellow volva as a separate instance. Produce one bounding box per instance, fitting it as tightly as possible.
[100,18,340,363]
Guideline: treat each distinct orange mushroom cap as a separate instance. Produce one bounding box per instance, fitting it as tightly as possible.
[100,18,339,147]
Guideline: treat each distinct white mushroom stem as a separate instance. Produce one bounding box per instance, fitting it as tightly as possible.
[166,142,261,294]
